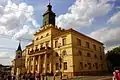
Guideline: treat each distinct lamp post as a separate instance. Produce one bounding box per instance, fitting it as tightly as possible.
[58,43,63,80]
[59,54,62,80]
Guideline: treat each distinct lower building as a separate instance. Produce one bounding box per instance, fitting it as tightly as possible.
[11,43,26,79]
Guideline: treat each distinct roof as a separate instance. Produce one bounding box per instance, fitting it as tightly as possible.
[16,42,22,51]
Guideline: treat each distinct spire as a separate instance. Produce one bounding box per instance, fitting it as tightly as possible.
[16,42,22,51]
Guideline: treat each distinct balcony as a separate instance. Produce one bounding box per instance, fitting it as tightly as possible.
[28,47,52,55]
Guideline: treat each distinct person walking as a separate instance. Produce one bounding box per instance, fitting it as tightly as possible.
[113,70,120,80]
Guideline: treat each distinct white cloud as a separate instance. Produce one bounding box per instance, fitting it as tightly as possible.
[0,0,39,65]
[108,11,120,25]
[90,27,120,51]
[0,0,38,40]
[56,0,114,29]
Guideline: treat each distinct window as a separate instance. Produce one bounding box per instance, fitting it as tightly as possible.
[31,65,33,71]
[36,37,39,40]
[99,47,102,52]
[85,64,87,68]
[35,65,37,71]
[93,44,96,50]
[101,64,103,69]
[55,40,58,48]
[18,56,20,58]
[95,63,98,69]
[62,38,66,46]
[100,55,102,60]
[40,43,43,48]
[77,38,81,46]
[47,64,50,70]
[80,62,83,69]
[88,63,91,69]
[62,50,67,56]
[87,53,91,57]
[64,62,67,70]
[56,52,59,57]
[56,63,59,70]
[79,50,82,56]
[94,54,97,59]
[46,41,49,47]
[40,36,43,39]
[46,33,49,36]
[86,42,90,48]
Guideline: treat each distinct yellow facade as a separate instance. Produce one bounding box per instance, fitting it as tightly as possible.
[15,3,109,79]
[25,25,107,77]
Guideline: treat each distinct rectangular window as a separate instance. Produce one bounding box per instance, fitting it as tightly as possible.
[64,62,67,70]
[95,63,98,69]
[80,62,83,69]
[35,65,37,71]
[99,47,102,52]
[86,42,90,48]
[62,38,66,46]
[46,41,49,47]
[88,63,91,69]
[77,38,81,46]
[40,43,43,48]
[55,41,58,48]
[31,65,33,71]
[93,44,96,50]
[101,64,103,69]
[56,63,59,70]
[47,64,49,71]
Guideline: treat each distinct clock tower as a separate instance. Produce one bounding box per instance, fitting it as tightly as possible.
[43,3,56,26]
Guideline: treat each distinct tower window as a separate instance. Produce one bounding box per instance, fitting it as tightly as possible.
[18,56,20,58]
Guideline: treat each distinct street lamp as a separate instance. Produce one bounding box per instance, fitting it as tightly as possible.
[58,43,62,80]
[59,54,62,80]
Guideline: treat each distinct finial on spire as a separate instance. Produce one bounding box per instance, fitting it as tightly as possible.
[48,0,50,5]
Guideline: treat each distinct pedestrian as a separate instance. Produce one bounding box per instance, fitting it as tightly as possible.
[113,69,119,80]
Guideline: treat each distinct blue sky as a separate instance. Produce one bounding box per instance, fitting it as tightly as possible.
[0,0,120,65]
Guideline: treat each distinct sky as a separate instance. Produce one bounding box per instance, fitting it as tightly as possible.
[0,0,120,65]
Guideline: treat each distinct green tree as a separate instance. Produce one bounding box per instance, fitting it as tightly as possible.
[106,46,120,72]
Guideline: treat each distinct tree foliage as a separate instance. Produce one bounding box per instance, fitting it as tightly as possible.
[106,46,120,72]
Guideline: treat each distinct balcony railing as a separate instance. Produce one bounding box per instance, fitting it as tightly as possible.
[28,47,52,55]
